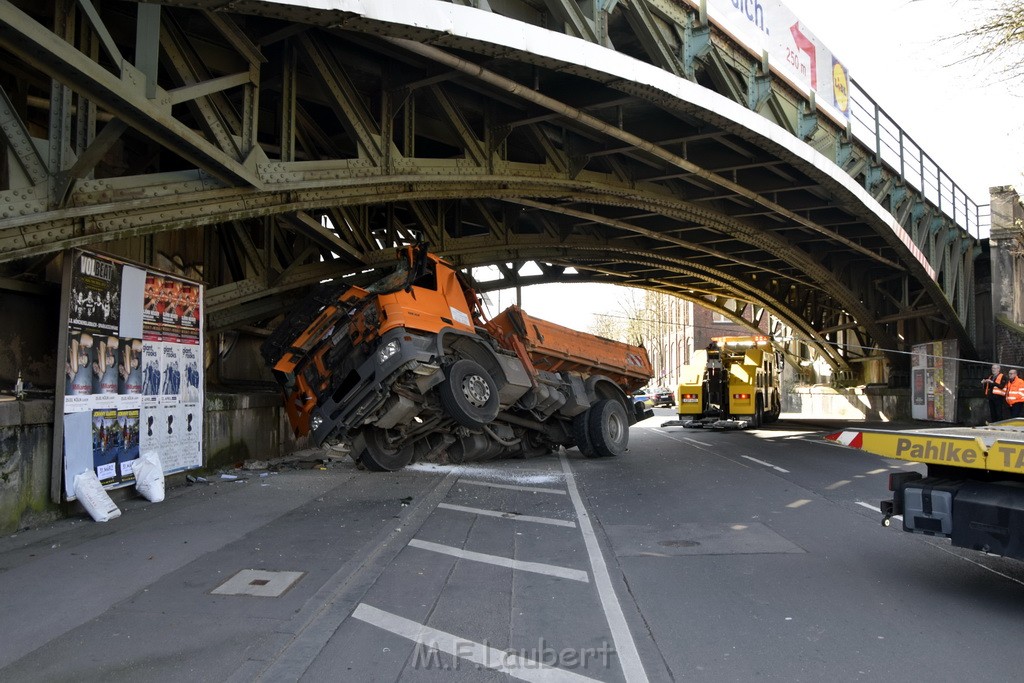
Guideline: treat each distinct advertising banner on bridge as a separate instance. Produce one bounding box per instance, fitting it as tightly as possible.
[56,249,204,500]
[680,0,850,121]
[910,340,959,422]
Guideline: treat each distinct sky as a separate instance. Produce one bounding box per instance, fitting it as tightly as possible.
[481,0,1023,331]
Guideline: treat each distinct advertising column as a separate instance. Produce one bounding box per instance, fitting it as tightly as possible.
[910,340,959,422]
[56,249,204,500]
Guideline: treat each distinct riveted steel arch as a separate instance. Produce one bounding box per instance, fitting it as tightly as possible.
[0,0,983,378]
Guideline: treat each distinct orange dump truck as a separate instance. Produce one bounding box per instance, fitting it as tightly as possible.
[262,246,653,470]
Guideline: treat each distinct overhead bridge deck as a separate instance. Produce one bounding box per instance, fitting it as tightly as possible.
[0,0,986,375]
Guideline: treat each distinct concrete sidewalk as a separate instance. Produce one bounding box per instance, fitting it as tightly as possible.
[0,454,451,681]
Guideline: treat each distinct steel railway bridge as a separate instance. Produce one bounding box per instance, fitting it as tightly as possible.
[0,0,987,378]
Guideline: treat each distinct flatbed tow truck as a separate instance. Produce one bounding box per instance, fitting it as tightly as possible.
[826,419,1024,561]
[661,335,782,430]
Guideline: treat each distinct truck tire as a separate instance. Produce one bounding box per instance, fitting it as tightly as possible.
[439,359,500,428]
[573,412,597,458]
[359,427,415,472]
[588,399,628,458]
[751,395,764,428]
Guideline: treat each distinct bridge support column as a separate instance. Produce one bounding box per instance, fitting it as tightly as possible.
[989,187,1024,364]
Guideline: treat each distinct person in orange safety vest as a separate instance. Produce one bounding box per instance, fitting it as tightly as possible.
[1005,368,1024,419]
[982,363,1007,422]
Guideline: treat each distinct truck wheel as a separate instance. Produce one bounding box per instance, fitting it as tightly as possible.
[359,427,415,472]
[751,395,764,428]
[573,412,597,458]
[588,399,628,458]
[439,359,500,428]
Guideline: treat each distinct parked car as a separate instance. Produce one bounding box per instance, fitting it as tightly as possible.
[651,387,675,408]
[632,388,653,406]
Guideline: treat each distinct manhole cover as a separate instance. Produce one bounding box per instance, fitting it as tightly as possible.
[212,569,305,597]
[658,540,700,548]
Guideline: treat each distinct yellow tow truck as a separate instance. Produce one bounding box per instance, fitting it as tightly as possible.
[662,335,782,429]
[826,419,1024,560]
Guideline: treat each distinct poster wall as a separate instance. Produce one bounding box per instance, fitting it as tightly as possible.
[680,0,850,120]
[57,250,203,499]
[910,340,959,422]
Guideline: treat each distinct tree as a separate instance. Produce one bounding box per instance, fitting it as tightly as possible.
[589,313,624,341]
[589,288,683,385]
[919,0,1024,77]
[962,2,1024,76]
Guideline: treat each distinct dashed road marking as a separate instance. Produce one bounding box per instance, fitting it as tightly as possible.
[437,503,576,528]
[740,455,790,473]
[460,479,567,495]
[825,479,852,490]
[351,603,602,682]
[407,539,589,582]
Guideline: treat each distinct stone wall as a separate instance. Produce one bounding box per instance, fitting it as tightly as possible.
[0,392,306,535]
[995,318,1024,370]
[0,400,59,533]
[990,186,1024,366]
[786,385,986,425]
[204,392,307,469]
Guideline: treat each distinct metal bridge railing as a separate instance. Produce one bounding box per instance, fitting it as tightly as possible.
[848,79,989,239]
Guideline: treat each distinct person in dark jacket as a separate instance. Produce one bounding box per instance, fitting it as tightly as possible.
[982,363,1008,423]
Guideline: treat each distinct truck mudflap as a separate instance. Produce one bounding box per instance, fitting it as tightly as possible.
[634,403,654,422]
[951,481,1024,559]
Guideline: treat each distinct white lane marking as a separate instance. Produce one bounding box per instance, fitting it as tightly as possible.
[460,479,567,495]
[682,437,711,447]
[437,503,576,528]
[786,499,812,509]
[825,479,852,490]
[866,468,889,475]
[856,501,902,521]
[351,603,601,682]
[559,454,649,683]
[922,542,1024,589]
[740,455,790,473]
[407,539,589,583]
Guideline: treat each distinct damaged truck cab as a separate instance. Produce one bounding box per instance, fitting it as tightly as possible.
[262,246,653,471]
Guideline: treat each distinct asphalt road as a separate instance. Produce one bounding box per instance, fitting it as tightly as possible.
[3,409,1024,681]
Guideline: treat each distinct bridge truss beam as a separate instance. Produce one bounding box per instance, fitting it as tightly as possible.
[0,0,981,376]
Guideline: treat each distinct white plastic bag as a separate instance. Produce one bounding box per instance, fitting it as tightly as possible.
[133,451,165,503]
[73,470,122,522]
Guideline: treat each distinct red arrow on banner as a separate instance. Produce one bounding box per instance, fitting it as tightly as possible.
[790,22,818,90]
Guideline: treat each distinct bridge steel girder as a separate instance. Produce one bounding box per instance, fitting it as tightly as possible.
[0,0,982,376]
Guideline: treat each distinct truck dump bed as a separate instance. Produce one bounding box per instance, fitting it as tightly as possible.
[485,305,652,392]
